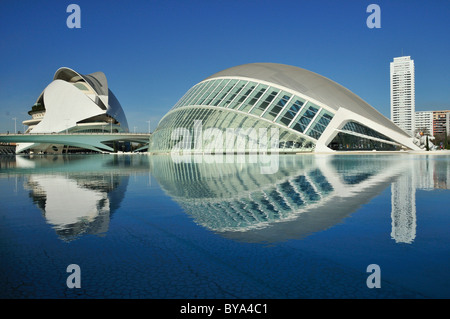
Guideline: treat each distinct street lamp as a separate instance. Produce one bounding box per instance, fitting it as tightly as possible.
[12,117,17,134]
[108,118,114,133]
[146,120,151,134]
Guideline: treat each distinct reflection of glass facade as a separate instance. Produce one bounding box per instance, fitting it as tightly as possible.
[150,77,335,153]
[149,154,407,237]
[150,155,335,232]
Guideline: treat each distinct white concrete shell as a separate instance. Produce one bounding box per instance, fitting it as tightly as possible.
[18,67,129,153]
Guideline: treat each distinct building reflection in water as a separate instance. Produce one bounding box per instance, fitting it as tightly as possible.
[13,154,449,244]
[151,155,412,243]
[391,156,450,244]
[16,155,151,241]
[25,173,128,241]
[151,154,449,244]
[391,164,416,244]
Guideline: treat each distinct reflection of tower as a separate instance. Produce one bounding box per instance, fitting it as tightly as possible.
[391,160,416,244]
[433,159,450,189]
[391,156,450,243]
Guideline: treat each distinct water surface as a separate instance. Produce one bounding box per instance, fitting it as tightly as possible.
[1,153,449,298]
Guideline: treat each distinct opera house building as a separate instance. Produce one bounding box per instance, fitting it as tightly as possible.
[18,67,129,154]
[149,63,420,154]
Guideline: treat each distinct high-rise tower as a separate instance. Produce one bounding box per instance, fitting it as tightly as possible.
[390,56,415,136]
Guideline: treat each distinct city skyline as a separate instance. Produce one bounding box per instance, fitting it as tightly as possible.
[1,0,449,133]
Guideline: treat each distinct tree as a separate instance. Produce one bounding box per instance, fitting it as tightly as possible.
[415,127,431,136]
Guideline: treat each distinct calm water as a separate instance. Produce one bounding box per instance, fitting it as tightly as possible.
[0,153,449,299]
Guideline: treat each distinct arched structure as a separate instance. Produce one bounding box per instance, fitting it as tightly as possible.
[149,63,420,153]
[18,67,129,154]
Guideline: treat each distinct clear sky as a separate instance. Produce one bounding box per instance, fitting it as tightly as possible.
[0,0,449,133]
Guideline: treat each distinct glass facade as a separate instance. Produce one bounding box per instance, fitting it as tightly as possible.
[327,121,401,151]
[148,62,418,154]
[327,132,401,151]
[341,121,395,142]
[151,78,336,153]
[150,107,315,153]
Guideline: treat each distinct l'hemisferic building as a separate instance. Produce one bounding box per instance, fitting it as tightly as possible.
[149,63,420,154]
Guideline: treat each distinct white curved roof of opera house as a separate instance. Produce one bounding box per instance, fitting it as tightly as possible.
[17,67,129,153]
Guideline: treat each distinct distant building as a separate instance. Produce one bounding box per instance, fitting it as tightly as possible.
[415,111,433,135]
[433,110,450,135]
[391,56,415,136]
[447,112,450,136]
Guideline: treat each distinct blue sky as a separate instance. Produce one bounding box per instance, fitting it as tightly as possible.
[0,0,449,133]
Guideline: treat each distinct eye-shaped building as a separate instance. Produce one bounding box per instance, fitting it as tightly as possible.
[18,67,129,154]
[149,63,420,153]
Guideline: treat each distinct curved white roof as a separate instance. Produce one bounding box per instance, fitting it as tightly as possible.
[54,67,109,97]
[205,63,408,137]
[17,67,130,153]
[52,67,128,130]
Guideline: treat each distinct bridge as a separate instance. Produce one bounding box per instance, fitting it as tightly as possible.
[0,132,151,153]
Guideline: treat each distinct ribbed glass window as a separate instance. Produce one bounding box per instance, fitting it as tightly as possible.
[328,132,400,151]
[212,80,237,106]
[149,108,317,153]
[305,109,334,140]
[203,79,229,105]
[264,94,291,121]
[174,83,200,109]
[172,79,334,138]
[229,82,256,110]
[239,84,267,112]
[250,89,279,116]
[219,80,246,108]
[196,80,221,105]
[182,82,206,107]
[157,77,337,152]
[291,103,319,133]
[341,121,394,142]
[276,98,305,126]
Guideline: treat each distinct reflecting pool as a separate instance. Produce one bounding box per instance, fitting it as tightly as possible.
[0,153,449,298]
